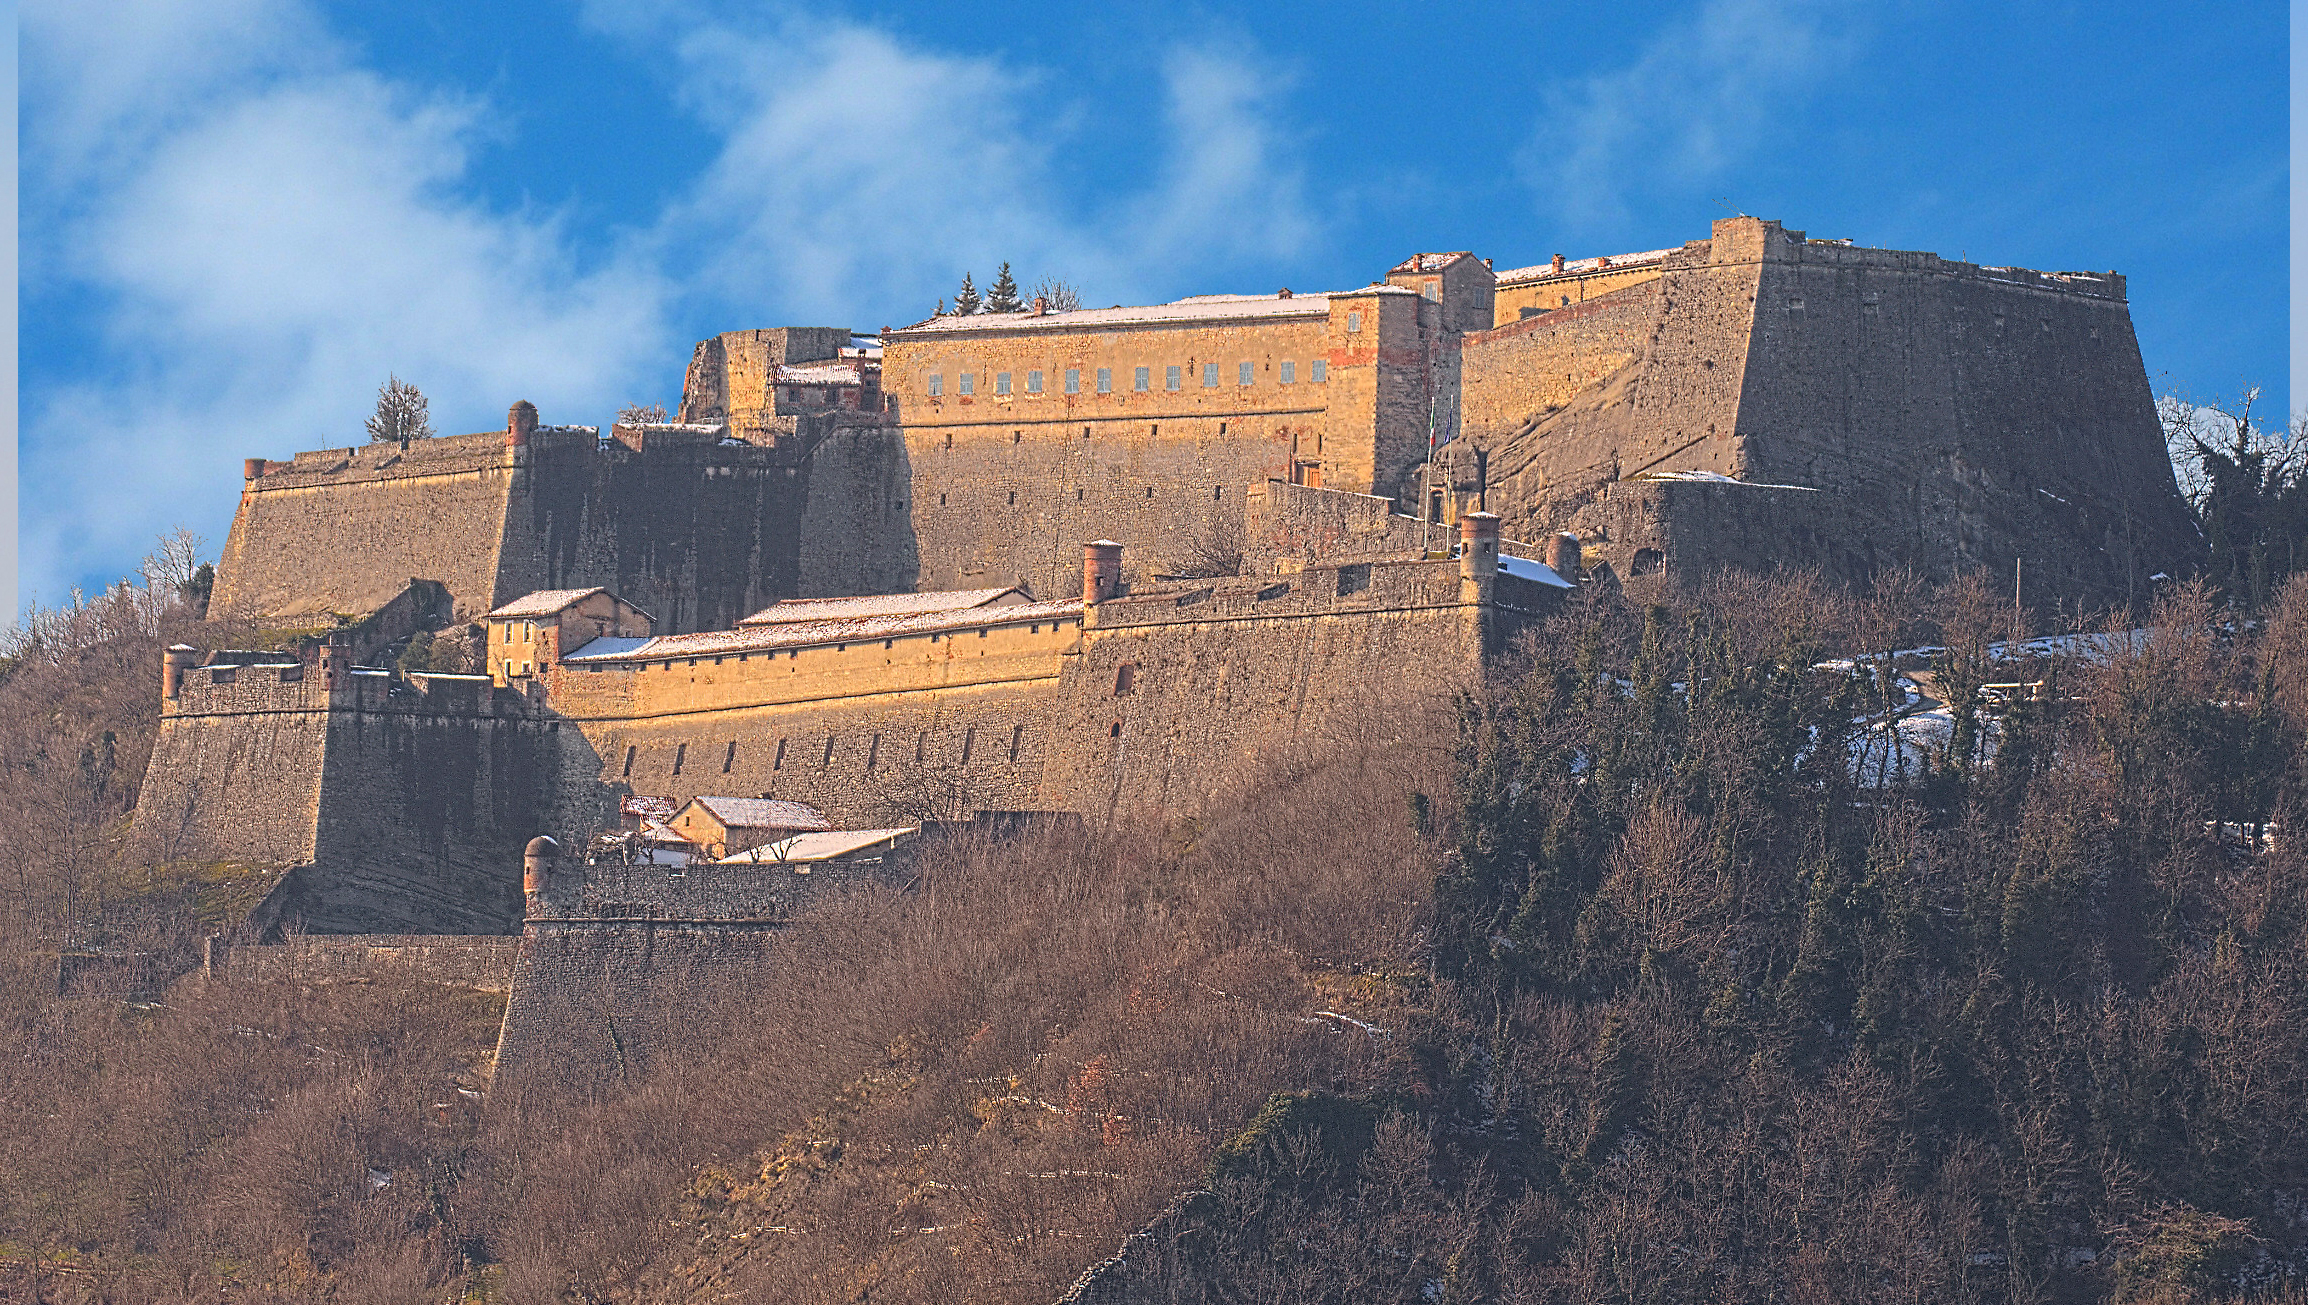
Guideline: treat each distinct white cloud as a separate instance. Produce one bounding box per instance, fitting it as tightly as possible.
[647,13,1318,326]
[21,4,670,604]
[19,0,1317,604]
[1520,0,1864,233]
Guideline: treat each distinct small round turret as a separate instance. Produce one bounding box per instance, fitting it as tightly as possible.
[506,401,539,447]
[522,835,560,899]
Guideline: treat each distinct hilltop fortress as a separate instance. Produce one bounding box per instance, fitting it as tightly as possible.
[148,216,2198,940]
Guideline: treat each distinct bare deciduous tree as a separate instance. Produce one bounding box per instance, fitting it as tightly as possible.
[364,375,435,446]
[618,402,670,426]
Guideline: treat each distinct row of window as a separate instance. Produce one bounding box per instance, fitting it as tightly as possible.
[926,360,1327,398]
[622,722,1033,777]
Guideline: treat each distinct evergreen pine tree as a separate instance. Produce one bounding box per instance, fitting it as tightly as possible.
[953,274,981,316]
[986,262,1022,313]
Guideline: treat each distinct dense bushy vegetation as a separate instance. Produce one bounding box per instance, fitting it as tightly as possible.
[3,535,2303,1303]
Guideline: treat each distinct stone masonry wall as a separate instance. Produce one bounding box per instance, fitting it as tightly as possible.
[1732,238,2196,602]
[215,934,520,990]
[884,314,1333,597]
[213,434,515,623]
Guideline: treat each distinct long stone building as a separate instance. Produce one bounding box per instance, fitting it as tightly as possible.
[151,214,2200,937]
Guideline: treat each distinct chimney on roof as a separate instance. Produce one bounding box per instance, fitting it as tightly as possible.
[1083,540,1124,606]
[1545,531,1582,579]
[1031,296,1048,316]
[1551,253,1565,273]
[1277,287,1292,299]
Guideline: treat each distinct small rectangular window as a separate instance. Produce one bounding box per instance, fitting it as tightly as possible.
[959,373,975,395]
[622,745,636,777]
[926,373,943,396]
[1347,311,1363,332]
[773,737,787,770]
[1238,361,1254,386]
[1009,724,1025,761]
[1311,359,1327,383]
[1280,361,1296,384]
[1202,363,1218,387]
[995,372,1011,395]
[821,735,836,766]
[1026,370,1043,393]
[1134,366,1149,392]
[1065,368,1080,394]
[671,742,686,776]
[723,740,737,772]
[1166,365,1182,390]
[1096,367,1112,393]
[961,726,976,764]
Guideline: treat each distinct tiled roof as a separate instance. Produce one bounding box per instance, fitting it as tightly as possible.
[1493,248,1679,284]
[621,794,678,822]
[738,587,1025,626]
[716,827,919,864]
[559,598,1086,663]
[488,588,608,619]
[681,796,832,832]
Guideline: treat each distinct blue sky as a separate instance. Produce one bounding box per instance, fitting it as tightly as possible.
[17,0,2291,606]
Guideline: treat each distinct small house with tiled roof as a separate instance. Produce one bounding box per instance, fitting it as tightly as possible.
[484,588,654,686]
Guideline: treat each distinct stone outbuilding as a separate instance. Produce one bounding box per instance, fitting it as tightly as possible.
[484,588,654,685]
[669,796,833,860]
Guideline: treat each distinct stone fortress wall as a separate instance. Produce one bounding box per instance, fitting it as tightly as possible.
[153,213,2200,946]
[1438,218,2196,601]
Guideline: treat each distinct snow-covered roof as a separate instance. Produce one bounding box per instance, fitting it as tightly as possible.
[888,286,1413,336]
[679,796,832,832]
[1497,554,1575,589]
[775,360,875,385]
[716,827,919,864]
[1494,248,1679,284]
[559,598,1086,664]
[1389,252,1477,274]
[488,588,610,619]
[738,587,1026,626]
[1631,469,1820,492]
[620,794,677,822]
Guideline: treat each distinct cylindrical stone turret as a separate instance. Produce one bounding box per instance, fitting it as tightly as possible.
[1084,540,1124,605]
[523,835,560,915]
[1545,531,1582,580]
[1459,512,1500,604]
[507,401,539,446]
[162,644,202,704]
[244,458,269,480]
